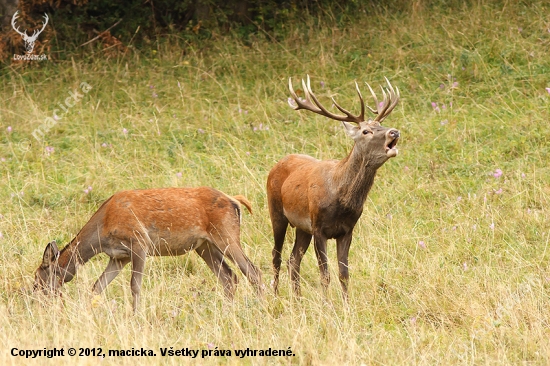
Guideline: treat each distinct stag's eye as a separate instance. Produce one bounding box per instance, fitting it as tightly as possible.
[362,129,372,135]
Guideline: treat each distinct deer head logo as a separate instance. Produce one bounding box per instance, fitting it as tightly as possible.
[11,11,49,54]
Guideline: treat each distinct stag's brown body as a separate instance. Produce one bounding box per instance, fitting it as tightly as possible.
[34,187,262,311]
[268,76,400,297]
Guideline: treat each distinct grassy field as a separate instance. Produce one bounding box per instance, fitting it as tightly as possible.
[1,1,550,364]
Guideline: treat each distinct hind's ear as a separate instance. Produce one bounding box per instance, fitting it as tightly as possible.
[42,241,59,266]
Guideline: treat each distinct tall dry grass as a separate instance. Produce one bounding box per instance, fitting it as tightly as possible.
[0,1,549,364]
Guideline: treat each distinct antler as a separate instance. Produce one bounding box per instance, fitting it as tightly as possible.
[367,77,400,123]
[288,75,400,124]
[288,75,365,123]
[11,11,27,38]
[30,13,49,40]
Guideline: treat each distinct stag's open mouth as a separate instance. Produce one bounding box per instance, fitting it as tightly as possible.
[385,138,399,157]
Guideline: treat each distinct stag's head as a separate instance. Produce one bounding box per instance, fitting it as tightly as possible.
[288,75,400,166]
[33,241,63,294]
[11,11,49,54]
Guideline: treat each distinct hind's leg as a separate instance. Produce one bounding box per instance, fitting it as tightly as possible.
[130,249,146,313]
[196,241,238,298]
[211,232,263,295]
[92,257,131,294]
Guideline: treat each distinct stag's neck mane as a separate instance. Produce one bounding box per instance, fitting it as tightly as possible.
[333,144,379,211]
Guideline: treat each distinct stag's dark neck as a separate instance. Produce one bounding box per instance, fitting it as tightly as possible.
[57,238,96,283]
[333,145,379,212]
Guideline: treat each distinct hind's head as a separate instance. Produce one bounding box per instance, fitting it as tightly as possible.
[33,241,63,294]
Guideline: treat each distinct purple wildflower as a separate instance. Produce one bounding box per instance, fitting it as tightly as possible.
[197,128,205,134]
[122,128,128,135]
[546,88,550,95]
[320,81,325,88]
[418,241,426,249]
[493,169,503,178]
[176,172,182,178]
[439,83,445,90]
[494,188,503,194]
[7,126,12,133]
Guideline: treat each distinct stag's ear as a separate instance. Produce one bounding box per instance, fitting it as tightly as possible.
[42,241,60,266]
[342,122,361,139]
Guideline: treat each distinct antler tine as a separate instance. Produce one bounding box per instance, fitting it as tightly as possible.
[365,83,379,114]
[377,86,390,117]
[384,77,400,112]
[288,75,365,123]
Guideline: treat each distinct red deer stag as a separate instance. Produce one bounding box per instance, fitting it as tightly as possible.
[34,187,263,311]
[267,75,400,298]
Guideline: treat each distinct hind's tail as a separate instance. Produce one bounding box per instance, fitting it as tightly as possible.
[232,195,252,214]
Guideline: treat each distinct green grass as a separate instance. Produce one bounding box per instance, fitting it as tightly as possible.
[1,1,550,364]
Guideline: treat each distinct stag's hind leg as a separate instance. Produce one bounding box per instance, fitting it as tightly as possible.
[196,241,238,298]
[288,229,312,297]
[92,257,131,294]
[269,209,289,294]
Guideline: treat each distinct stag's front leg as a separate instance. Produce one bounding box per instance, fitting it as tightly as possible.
[130,250,146,312]
[313,233,330,292]
[336,232,353,300]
